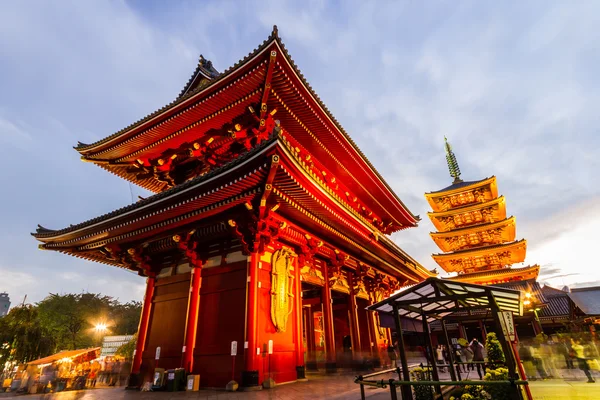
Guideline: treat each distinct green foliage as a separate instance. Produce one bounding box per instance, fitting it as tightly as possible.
[410,366,434,400]
[449,385,488,400]
[0,305,54,364]
[116,334,137,360]
[484,367,510,400]
[485,332,505,365]
[0,293,141,367]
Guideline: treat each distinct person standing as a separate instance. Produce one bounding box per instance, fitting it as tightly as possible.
[469,339,485,379]
[572,339,595,383]
[387,342,398,368]
[436,345,446,373]
[461,344,474,372]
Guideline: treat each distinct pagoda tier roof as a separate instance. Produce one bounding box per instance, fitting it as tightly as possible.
[73,26,418,232]
[430,216,516,253]
[34,135,431,283]
[432,239,527,273]
[447,264,540,285]
[428,196,507,232]
[425,176,498,212]
[427,176,494,195]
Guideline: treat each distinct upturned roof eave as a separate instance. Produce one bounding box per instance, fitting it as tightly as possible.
[73,26,418,226]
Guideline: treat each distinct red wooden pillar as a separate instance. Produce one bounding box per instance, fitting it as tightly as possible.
[322,263,336,372]
[348,275,361,361]
[367,296,381,367]
[182,267,202,372]
[132,276,155,374]
[242,252,260,387]
[294,257,306,379]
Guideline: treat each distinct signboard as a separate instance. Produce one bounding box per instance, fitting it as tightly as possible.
[268,340,273,355]
[155,346,161,360]
[498,311,516,342]
[168,372,175,380]
[231,341,238,356]
[244,341,248,349]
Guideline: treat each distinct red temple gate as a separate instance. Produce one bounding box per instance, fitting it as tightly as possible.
[33,26,433,388]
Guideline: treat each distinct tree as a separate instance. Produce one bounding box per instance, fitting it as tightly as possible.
[37,293,116,351]
[116,334,137,360]
[0,305,54,364]
[111,301,142,335]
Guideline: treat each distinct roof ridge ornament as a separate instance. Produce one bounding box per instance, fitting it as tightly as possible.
[444,136,462,184]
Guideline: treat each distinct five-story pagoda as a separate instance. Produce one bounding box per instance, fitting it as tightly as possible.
[424,138,539,285]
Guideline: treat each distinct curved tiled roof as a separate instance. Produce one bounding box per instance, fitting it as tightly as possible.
[428,177,491,194]
[178,55,220,99]
[73,25,418,223]
[74,28,281,152]
[34,136,277,239]
[432,239,526,257]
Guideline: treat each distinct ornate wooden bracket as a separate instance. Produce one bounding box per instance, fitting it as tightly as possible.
[102,245,155,277]
[327,249,349,289]
[228,213,286,255]
[172,229,206,268]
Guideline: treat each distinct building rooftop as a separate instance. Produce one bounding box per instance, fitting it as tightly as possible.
[568,286,600,316]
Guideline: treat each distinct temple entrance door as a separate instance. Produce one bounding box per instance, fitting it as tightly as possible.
[301,282,325,370]
[332,291,353,368]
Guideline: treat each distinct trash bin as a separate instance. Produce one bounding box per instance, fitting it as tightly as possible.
[165,368,186,392]
[186,374,200,391]
[152,368,165,391]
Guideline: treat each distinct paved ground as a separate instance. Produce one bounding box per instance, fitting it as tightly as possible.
[3,369,600,399]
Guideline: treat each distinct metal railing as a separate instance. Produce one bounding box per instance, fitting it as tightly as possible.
[355,364,419,400]
[355,363,529,400]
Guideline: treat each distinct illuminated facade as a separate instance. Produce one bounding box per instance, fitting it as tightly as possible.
[33,27,433,388]
[425,138,538,285]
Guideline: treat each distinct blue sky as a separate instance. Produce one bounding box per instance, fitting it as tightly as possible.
[1,1,599,305]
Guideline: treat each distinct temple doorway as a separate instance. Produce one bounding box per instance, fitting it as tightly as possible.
[301,282,326,370]
[332,290,352,368]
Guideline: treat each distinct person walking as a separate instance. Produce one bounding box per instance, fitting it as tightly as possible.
[572,339,595,383]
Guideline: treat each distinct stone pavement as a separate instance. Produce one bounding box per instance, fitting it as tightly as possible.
[0,371,397,400]
[2,370,600,399]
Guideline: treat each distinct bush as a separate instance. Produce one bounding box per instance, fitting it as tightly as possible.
[410,366,434,400]
[485,332,505,366]
[484,367,510,400]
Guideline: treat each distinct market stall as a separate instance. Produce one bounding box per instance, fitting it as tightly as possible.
[23,347,100,393]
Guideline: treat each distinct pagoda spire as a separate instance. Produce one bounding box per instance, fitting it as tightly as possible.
[444,136,462,184]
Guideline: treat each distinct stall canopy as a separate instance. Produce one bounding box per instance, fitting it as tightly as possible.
[27,347,100,365]
[367,277,523,322]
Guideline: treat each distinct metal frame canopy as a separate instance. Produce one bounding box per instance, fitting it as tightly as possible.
[366,277,524,399]
[367,277,523,323]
